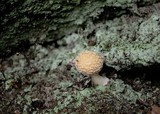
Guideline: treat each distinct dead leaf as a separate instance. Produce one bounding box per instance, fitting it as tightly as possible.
[148,105,160,114]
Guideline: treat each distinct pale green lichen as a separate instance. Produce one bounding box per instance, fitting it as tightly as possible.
[1,0,159,57]
[51,79,153,113]
[1,1,160,114]
[61,11,160,70]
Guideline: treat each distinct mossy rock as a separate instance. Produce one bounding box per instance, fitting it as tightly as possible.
[0,0,159,57]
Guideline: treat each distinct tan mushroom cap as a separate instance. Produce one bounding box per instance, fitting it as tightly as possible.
[74,50,104,76]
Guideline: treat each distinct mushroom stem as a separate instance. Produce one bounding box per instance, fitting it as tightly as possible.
[91,73,110,86]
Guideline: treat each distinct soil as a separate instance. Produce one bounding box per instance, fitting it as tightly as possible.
[0,39,160,114]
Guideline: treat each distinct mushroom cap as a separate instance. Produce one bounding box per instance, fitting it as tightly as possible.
[73,50,104,76]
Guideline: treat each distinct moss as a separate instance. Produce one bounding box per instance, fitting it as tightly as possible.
[1,1,160,114]
[0,0,159,57]
[61,5,160,70]
[1,38,158,113]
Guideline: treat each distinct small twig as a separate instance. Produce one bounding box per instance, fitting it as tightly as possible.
[1,72,6,79]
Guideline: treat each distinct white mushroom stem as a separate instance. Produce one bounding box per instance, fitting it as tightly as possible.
[91,73,110,86]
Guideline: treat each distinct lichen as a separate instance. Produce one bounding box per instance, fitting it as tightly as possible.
[1,1,160,114]
[0,0,159,57]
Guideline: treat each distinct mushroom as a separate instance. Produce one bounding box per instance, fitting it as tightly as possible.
[73,50,109,86]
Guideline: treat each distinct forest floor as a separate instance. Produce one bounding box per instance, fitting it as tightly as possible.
[0,37,160,114]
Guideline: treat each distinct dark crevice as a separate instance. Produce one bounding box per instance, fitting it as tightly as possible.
[92,6,131,23]
[100,63,117,78]
[118,63,160,86]
[100,63,160,88]
[137,0,160,7]
[0,40,31,59]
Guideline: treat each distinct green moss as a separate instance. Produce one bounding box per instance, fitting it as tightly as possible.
[1,1,160,114]
[1,0,159,57]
